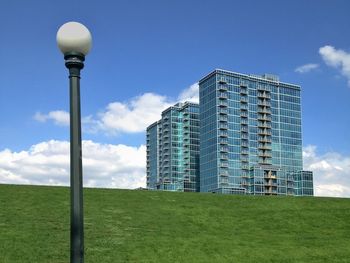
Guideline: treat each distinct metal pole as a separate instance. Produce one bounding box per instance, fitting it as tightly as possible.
[65,52,85,263]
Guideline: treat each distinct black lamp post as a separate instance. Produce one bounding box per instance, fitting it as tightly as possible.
[57,22,92,263]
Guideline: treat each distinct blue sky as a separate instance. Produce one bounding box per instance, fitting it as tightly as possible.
[1,0,350,196]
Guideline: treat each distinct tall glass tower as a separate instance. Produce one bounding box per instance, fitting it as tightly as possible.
[199,69,313,196]
[146,102,200,192]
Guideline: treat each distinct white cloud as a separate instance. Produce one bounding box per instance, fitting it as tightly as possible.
[303,145,350,197]
[319,45,350,86]
[295,63,319,73]
[1,142,349,197]
[34,83,200,134]
[0,140,146,189]
[34,110,69,126]
[98,93,173,134]
[178,82,199,103]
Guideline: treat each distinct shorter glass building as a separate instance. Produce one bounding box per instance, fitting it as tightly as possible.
[146,102,200,192]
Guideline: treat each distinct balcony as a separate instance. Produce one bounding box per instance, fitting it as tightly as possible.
[219,108,228,115]
[258,144,271,150]
[241,142,249,148]
[241,119,248,125]
[241,156,249,163]
[219,123,228,130]
[257,92,270,99]
[218,84,228,91]
[219,116,228,122]
[240,96,248,103]
[218,78,227,84]
[219,101,228,107]
[240,87,248,95]
[258,101,271,107]
[258,122,271,129]
[219,170,229,177]
[258,152,272,158]
[220,162,229,168]
[258,136,271,143]
[220,146,228,152]
[219,131,228,137]
[241,134,249,140]
[259,159,272,165]
[220,153,228,160]
[219,138,228,145]
[241,150,249,155]
[258,129,271,136]
[241,104,249,110]
[219,92,228,99]
[241,127,248,133]
[240,111,248,118]
[258,108,271,115]
[241,165,250,170]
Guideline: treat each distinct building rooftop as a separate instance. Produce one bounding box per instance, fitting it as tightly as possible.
[199,69,300,89]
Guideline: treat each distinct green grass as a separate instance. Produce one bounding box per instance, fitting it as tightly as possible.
[0,184,350,262]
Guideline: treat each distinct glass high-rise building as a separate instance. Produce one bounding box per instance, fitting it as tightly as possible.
[199,69,313,196]
[146,102,200,192]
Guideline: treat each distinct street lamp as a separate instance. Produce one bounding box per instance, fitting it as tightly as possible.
[57,21,92,263]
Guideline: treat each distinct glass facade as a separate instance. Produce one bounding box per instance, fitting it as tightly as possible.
[146,102,200,192]
[199,69,313,196]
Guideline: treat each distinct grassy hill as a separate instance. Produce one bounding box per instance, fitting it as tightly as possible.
[0,184,350,263]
